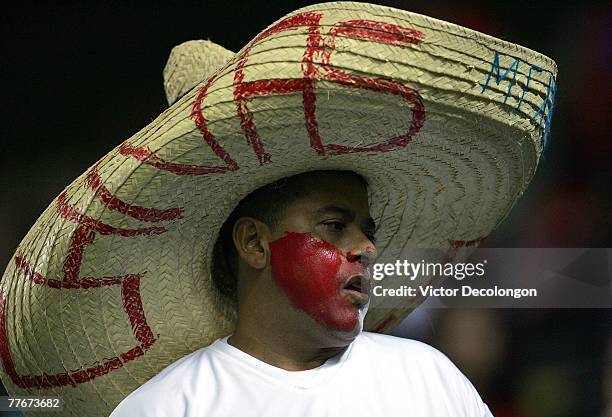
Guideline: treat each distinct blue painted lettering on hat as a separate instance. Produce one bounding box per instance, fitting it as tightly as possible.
[481,50,521,104]
[514,64,543,113]
[531,74,556,156]
[481,50,556,158]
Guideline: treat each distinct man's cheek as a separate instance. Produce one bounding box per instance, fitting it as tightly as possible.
[269,232,341,304]
[269,232,357,331]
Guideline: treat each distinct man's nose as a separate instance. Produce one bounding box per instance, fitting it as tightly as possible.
[346,231,377,267]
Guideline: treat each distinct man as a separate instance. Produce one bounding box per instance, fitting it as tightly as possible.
[110,169,494,416]
[0,3,556,416]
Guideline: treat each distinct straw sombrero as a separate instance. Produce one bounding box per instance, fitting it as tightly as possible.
[0,2,556,416]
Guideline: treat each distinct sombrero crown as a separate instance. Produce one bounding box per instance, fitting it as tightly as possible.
[0,2,556,416]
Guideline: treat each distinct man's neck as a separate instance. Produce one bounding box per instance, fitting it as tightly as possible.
[227,325,351,371]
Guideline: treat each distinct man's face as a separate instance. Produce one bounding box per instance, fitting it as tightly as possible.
[267,172,377,338]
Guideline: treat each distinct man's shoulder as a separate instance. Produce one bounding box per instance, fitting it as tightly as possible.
[357,332,493,416]
[358,331,448,361]
[356,331,468,379]
[109,344,215,416]
[138,344,211,390]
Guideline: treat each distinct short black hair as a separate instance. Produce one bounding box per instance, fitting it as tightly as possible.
[211,170,366,296]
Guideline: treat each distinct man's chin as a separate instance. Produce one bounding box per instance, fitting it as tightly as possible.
[325,327,360,346]
[326,301,369,344]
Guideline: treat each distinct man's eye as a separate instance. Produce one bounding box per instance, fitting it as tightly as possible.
[323,221,346,232]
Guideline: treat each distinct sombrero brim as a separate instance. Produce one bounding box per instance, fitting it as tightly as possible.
[0,2,556,416]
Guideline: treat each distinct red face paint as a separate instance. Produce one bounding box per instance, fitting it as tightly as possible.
[269,232,366,332]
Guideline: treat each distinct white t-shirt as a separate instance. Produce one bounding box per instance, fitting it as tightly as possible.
[110,331,493,417]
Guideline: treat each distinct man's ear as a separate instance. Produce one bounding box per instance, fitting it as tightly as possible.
[232,217,270,270]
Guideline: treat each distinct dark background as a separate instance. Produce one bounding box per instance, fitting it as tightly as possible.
[1,1,610,416]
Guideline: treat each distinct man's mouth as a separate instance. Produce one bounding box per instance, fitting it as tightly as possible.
[341,275,370,306]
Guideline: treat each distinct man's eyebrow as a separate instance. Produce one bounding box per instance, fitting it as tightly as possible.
[315,205,355,219]
[315,205,377,230]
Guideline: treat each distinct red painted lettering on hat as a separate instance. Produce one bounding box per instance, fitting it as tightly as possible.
[373,313,397,333]
[190,72,241,173]
[0,181,169,387]
[55,192,166,287]
[119,69,240,176]
[0,276,155,388]
[119,140,238,176]
[445,237,486,262]
[327,19,425,47]
[232,12,324,166]
[303,19,426,156]
[227,12,426,162]
[85,166,183,221]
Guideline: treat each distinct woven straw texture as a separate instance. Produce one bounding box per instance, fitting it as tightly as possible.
[0,2,556,416]
[163,39,234,105]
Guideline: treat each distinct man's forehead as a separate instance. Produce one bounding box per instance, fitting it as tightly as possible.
[284,178,373,223]
[295,173,369,206]
[296,170,367,190]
